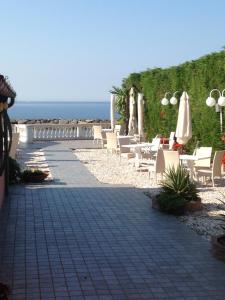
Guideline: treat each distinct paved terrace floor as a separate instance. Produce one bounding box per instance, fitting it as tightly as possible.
[0,141,225,300]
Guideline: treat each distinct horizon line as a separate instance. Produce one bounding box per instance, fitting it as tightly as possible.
[15,99,109,103]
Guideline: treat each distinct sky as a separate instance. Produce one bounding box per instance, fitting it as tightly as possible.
[1,0,225,101]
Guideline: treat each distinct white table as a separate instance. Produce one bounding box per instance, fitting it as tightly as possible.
[122,143,153,167]
[102,129,113,132]
[117,135,134,139]
[179,154,198,180]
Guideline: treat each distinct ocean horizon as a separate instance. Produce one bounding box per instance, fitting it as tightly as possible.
[9,101,114,120]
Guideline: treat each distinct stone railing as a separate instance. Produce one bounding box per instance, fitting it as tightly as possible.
[14,123,111,143]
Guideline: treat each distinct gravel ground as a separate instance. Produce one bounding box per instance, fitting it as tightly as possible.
[75,148,225,240]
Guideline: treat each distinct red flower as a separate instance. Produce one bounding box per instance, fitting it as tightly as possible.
[172,142,184,151]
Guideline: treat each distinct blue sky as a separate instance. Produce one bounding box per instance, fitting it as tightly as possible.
[1,0,225,101]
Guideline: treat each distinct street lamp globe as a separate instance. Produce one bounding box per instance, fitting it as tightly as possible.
[170,96,178,105]
[161,97,169,105]
[218,96,225,107]
[206,97,216,107]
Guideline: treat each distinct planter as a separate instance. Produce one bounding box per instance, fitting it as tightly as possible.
[185,199,202,212]
[152,195,202,213]
[211,234,225,263]
[23,171,49,183]
[151,195,160,209]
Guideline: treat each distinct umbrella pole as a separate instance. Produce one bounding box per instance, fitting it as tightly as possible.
[219,107,223,133]
[125,93,129,135]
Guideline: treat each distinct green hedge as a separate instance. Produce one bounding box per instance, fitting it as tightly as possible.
[120,51,225,152]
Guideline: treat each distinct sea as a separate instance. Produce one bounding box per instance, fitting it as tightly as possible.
[8,101,112,120]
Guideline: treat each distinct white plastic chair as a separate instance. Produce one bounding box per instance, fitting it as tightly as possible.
[195,150,225,187]
[163,150,180,170]
[106,132,119,154]
[114,124,121,135]
[93,126,102,142]
[140,137,160,162]
[194,147,212,169]
[117,137,135,160]
[148,149,165,183]
[93,126,106,148]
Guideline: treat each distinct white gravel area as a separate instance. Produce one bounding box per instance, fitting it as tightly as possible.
[74,148,225,240]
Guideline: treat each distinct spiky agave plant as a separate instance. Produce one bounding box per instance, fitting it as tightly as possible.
[216,193,225,232]
[158,165,199,215]
[161,165,199,201]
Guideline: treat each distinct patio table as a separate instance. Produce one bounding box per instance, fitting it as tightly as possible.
[122,143,153,167]
[102,128,113,132]
[117,135,134,138]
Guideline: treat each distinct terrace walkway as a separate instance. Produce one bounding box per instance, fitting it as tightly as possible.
[0,141,225,299]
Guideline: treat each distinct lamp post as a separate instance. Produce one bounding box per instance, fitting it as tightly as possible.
[206,89,225,133]
[161,91,180,106]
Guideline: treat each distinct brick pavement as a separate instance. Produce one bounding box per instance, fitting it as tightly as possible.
[0,141,225,299]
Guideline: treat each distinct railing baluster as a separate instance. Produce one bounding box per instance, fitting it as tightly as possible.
[15,123,110,142]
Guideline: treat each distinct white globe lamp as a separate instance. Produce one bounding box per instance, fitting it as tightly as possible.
[170,96,178,105]
[206,97,216,107]
[218,96,225,107]
[161,97,169,106]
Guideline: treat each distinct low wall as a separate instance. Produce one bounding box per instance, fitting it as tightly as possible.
[14,123,111,143]
[0,173,5,208]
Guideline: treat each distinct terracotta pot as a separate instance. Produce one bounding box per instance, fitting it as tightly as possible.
[211,234,225,263]
[185,199,202,212]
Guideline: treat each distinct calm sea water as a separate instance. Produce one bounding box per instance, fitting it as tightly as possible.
[9,101,111,120]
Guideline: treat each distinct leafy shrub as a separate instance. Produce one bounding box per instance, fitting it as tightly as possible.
[157,192,187,215]
[21,169,46,183]
[117,50,225,151]
[216,193,225,232]
[162,166,199,201]
[157,166,199,215]
[8,157,21,184]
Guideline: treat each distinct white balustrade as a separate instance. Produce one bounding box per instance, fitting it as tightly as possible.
[14,123,111,143]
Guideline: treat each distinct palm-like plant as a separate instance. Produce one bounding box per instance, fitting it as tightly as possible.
[110,86,127,123]
[158,166,199,215]
[216,193,225,231]
[161,166,199,202]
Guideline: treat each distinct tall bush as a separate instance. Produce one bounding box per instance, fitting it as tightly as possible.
[119,51,225,151]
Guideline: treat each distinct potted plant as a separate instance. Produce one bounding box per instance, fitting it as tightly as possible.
[8,157,21,184]
[211,195,225,262]
[153,166,201,215]
[21,169,49,183]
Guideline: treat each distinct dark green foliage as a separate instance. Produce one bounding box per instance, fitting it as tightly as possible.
[157,192,187,215]
[21,169,46,183]
[110,86,127,123]
[8,157,21,184]
[157,166,199,215]
[216,193,225,231]
[118,51,225,151]
[161,166,199,202]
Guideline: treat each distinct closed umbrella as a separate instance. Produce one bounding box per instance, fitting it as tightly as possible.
[175,91,192,144]
[137,93,144,138]
[110,93,115,130]
[128,87,138,135]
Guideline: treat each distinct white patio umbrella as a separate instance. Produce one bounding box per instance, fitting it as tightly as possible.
[175,91,192,144]
[110,93,115,130]
[137,93,144,138]
[128,87,138,135]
